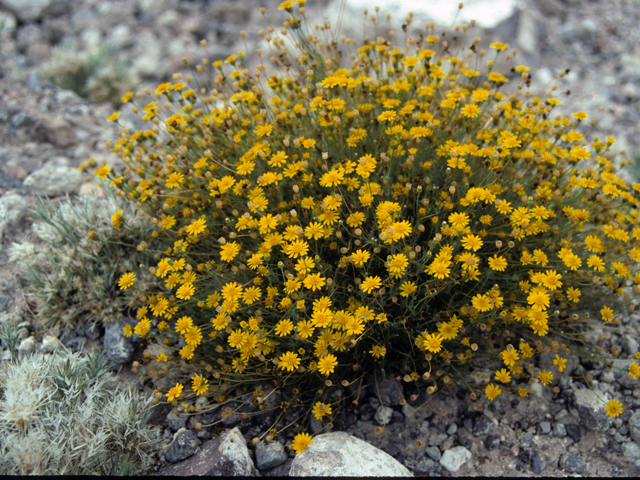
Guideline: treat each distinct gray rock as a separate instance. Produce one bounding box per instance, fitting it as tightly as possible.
[473,414,495,437]
[376,377,404,406]
[516,9,537,55]
[539,421,551,435]
[374,406,394,426]
[531,452,545,474]
[404,455,440,475]
[565,424,581,443]
[629,410,640,444]
[157,427,259,476]
[483,434,500,450]
[558,453,586,474]
[24,164,82,197]
[103,318,138,367]
[164,428,199,463]
[600,369,616,384]
[426,445,441,461]
[290,432,412,476]
[622,441,640,467]
[31,117,78,148]
[255,439,287,470]
[519,431,534,447]
[622,336,639,356]
[552,423,567,438]
[440,446,472,473]
[83,322,101,340]
[568,385,612,432]
[446,423,458,435]
[0,192,27,239]
[166,410,188,431]
[0,0,50,22]
[529,381,544,398]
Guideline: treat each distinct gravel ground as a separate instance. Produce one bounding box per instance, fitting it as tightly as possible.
[1,0,640,476]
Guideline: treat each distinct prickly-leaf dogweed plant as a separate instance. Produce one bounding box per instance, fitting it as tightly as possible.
[9,191,156,331]
[98,0,640,450]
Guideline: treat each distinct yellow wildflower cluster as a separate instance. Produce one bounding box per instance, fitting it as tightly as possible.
[99,0,640,446]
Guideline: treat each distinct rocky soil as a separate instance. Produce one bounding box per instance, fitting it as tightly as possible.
[1,0,640,476]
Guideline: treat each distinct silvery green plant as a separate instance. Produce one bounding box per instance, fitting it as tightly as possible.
[9,190,156,331]
[41,44,137,106]
[0,350,161,475]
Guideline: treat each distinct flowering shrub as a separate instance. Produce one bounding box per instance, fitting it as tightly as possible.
[99,0,640,450]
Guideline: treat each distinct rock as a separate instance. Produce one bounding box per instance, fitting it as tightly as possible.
[289,431,412,476]
[376,376,405,406]
[0,0,51,22]
[622,336,639,356]
[558,453,586,474]
[157,427,259,476]
[483,434,500,450]
[103,317,138,367]
[83,322,101,340]
[567,385,612,432]
[600,369,616,384]
[516,9,537,55]
[629,411,640,444]
[403,455,440,475]
[163,428,200,463]
[446,423,458,435]
[564,424,581,443]
[374,406,394,426]
[529,381,544,398]
[31,117,78,148]
[622,442,640,467]
[166,410,188,431]
[255,439,287,470]
[473,414,495,437]
[440,446,472,473]
[17,336,35,352]
[426,445,441,461]
[552,423,567,438]
[539,421,551,435]
[24,163,82,197]
[531,452,545,474]
[0,193,27,239]
[40,334,61,352]
[519,431,533,447]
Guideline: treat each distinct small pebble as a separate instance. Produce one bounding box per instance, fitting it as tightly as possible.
[539,421,551,435]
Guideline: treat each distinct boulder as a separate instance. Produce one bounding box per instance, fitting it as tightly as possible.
[289,431,412,476]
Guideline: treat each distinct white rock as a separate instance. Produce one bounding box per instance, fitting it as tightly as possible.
[289,431,412,476]
[218,427,259,476]
[255,439,288,470]
[24,164,82,197]
[18,336,35,352]
[0,192,27,241]
[374,405,394,426]
[0,0,50,23]
[40,334,61,352]
[440,446,472,473]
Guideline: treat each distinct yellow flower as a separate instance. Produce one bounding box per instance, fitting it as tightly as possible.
[312,402,332,421]
[317,354,338,375]
[176,283,195,299]
[95,164,111,180]
[369,345,386,359]
[123,324,133,337]
[291,433,314,454]
[553,355,567,373]
[495,368,511,383]
[111,209,123,228]
[191,374,209,396]
[166,383,183,401]
[303,273,326,291]
[118,272,135,289]
[279,351,301,371]
[220,242,240,262]
[275,319,294,336]
[488,255,507,271]
[350,249,370,267]
[360,276,382,294]
[605,399,623,417]
[186,217,207,236]
[629,362,640,379]
[175,316,193,334]
[571,111,589,121]
[485,383,502,401]
[106,111,120,122]
[601,306,614,322]
[399,281,417,297]
[461,234,483,251]
[537,370,553,386]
